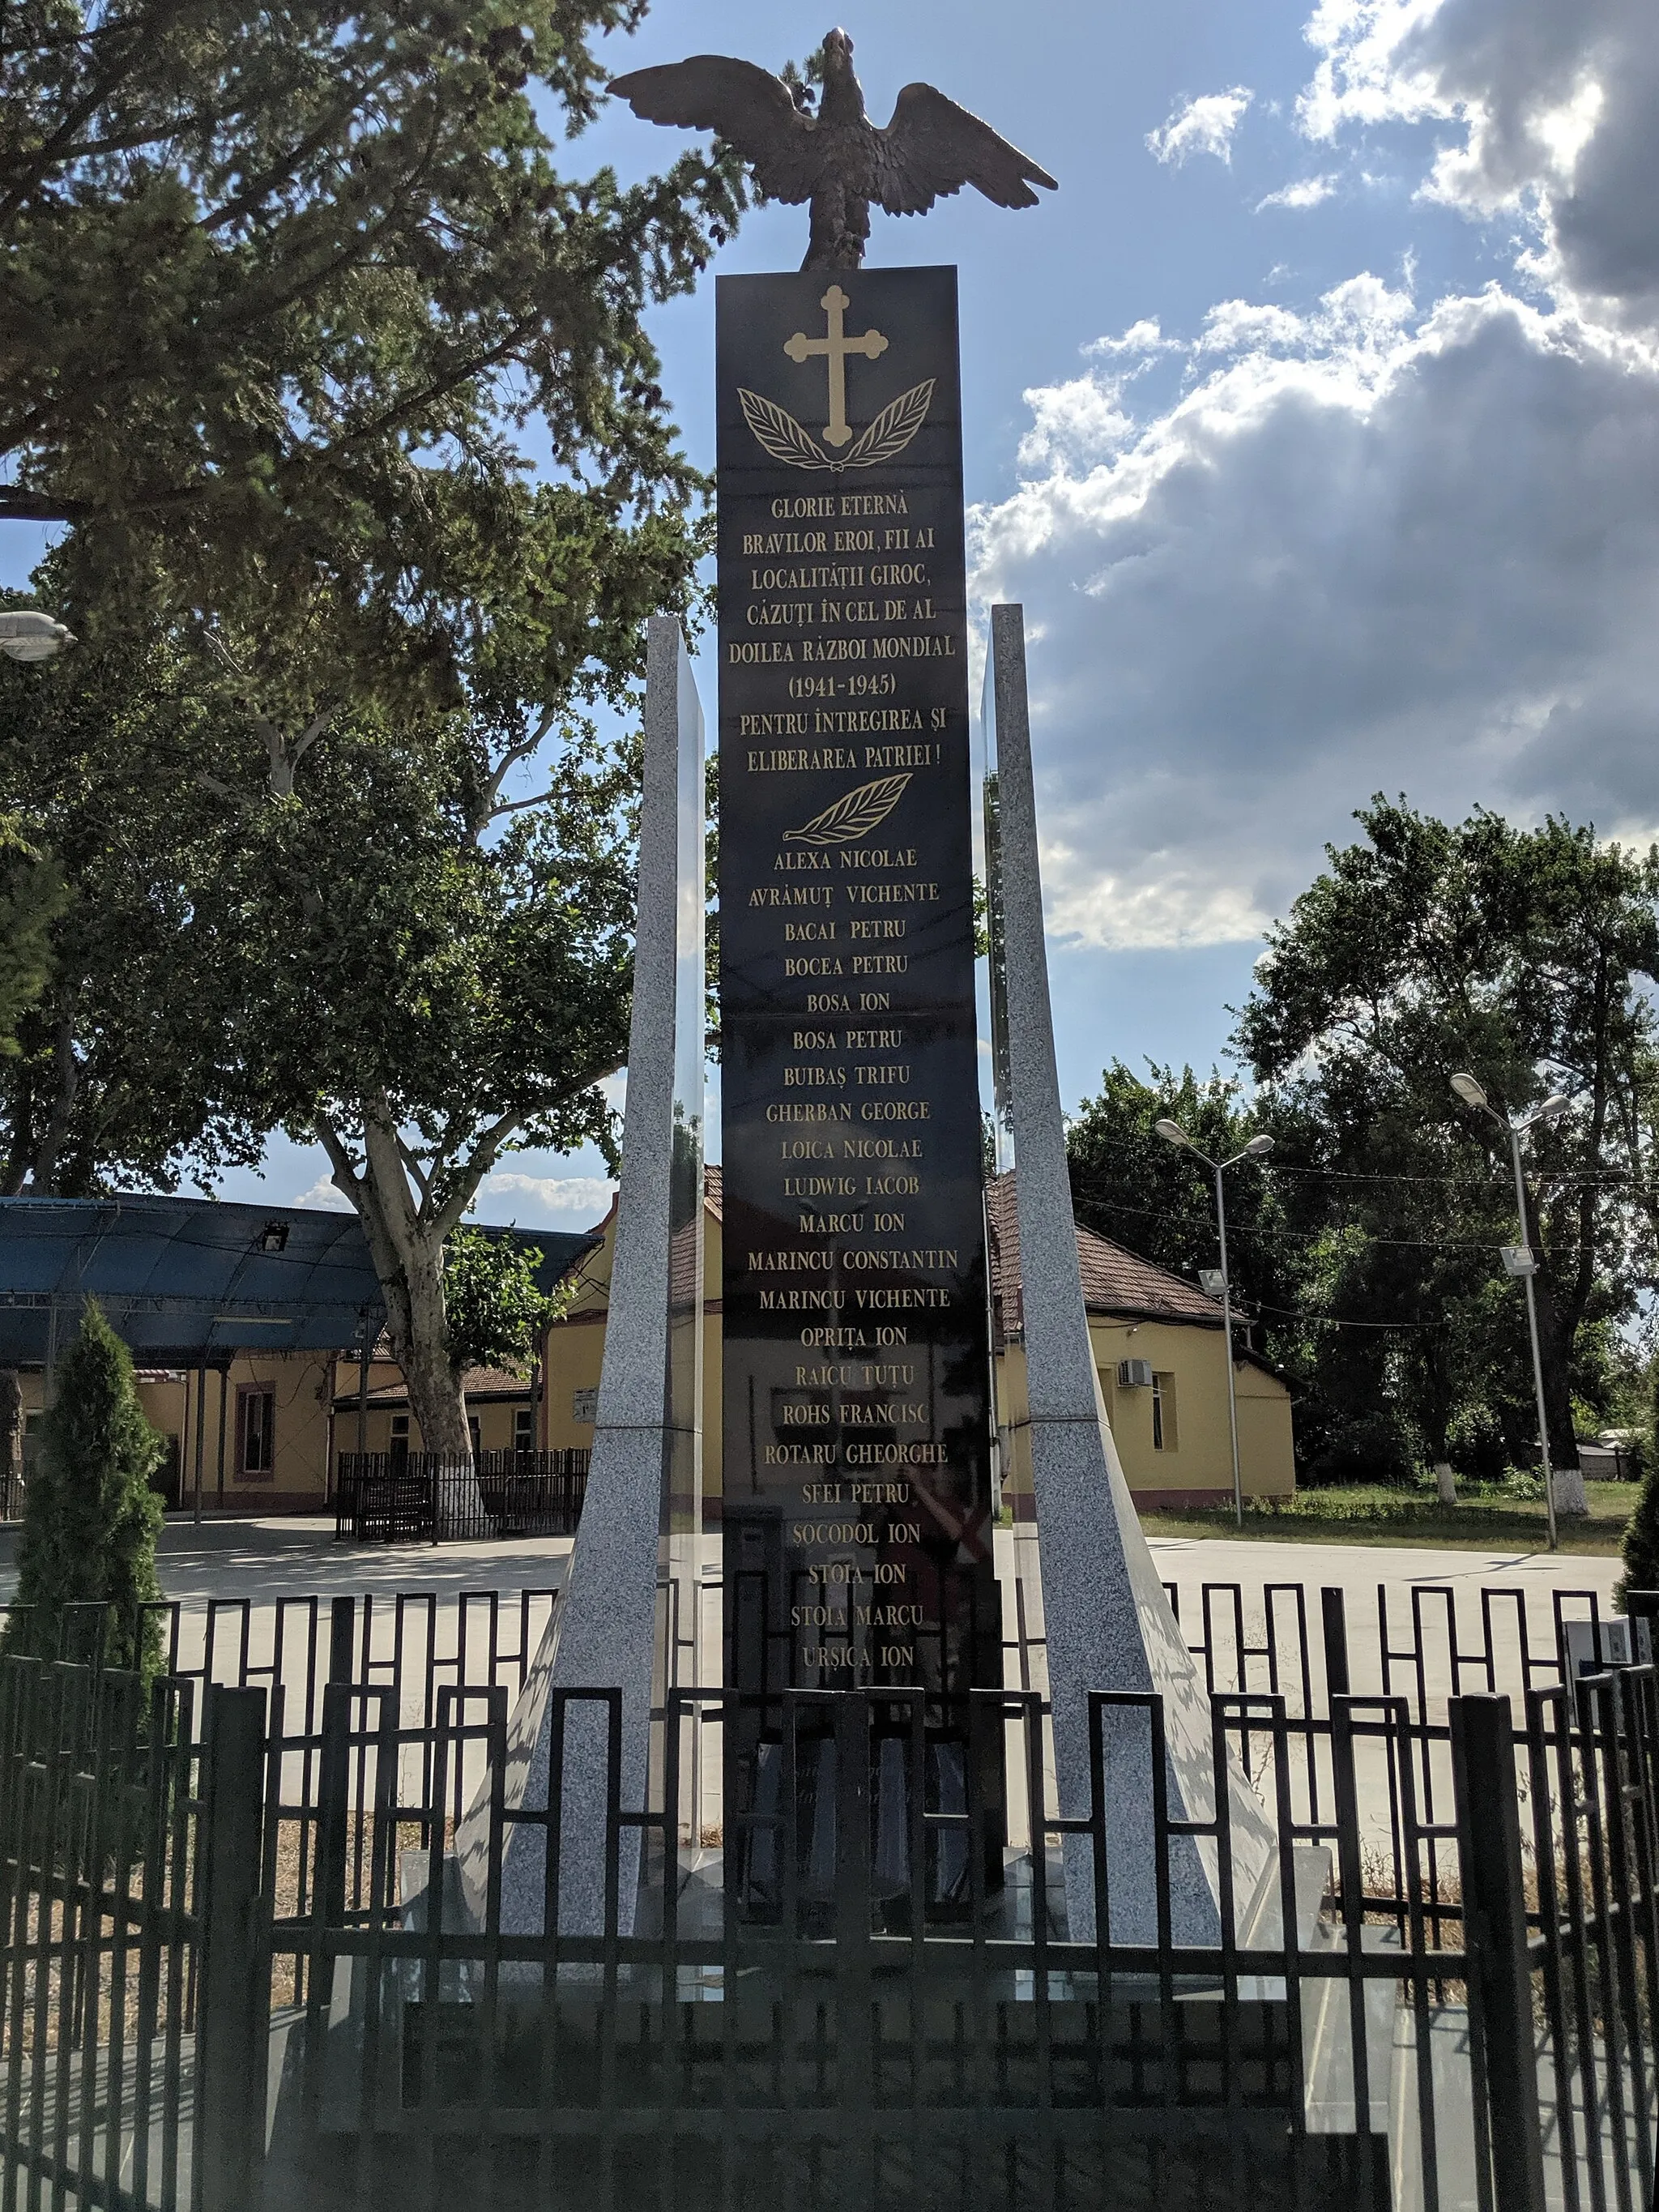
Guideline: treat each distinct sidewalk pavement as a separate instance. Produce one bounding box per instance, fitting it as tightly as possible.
[0,1512,579,1605]
[1,1511,1623,1646]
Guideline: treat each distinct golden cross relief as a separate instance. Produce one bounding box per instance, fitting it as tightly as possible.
[783,285,889,449]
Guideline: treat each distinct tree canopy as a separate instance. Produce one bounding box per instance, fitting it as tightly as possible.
[0,809,63,1061]
[1,0,744,694]
[0,2,748,1462]
[1069,801,1659,1490]
[443,1228,570,1379]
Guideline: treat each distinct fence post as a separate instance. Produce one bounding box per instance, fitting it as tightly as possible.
[1320,1586,1351,1698]
[327,1595,356,1691]
[1451,1693,1546,2212]
[195,1683,268,2212]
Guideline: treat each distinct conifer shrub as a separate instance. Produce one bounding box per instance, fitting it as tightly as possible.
[1615,1357,1659,1610]
[1,1299,164,1678]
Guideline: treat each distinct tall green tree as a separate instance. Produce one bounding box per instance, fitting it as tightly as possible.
[0,2,752,1463]
[2,624,641,1461]
[186,575,646,1459]
[443,1228,568,1378]
[1236,800,1659,1508]
[0,809,62,1057]
[0,0,744,673]
[0,802,66,1490]
[1066,1061,1288,1319]
[1,1298,164,1677]
[0,617,256,1196]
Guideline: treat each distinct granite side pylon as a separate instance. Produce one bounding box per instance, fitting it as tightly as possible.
[987,601,1274,1944]
[455,615,705,1941]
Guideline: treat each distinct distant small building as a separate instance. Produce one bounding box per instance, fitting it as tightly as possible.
[5,1181,1295,1515]
[538,1168,1295,1516]
[984,1173,1294,1510]
[2,1195,596,1514]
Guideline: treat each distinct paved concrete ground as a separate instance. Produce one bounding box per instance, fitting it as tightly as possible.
[1148,1531,1622,1700]
[3,1513,1620,1860]
[2,1514,1620,1707]
[0,1513,1623,1604]
[0,1513,578,1604]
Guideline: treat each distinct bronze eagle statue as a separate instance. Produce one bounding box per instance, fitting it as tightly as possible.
[608,28,1057,271]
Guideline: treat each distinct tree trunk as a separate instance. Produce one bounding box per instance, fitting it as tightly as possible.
[394,1241,472,1461]
[0,1368,21,1504]
[313,1102,479,1532]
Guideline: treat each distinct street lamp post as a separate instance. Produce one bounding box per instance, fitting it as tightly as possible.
[1449,1072,1572,1549]
[1154,1118,1274,1529]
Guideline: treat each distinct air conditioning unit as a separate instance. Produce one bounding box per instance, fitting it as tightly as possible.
[1563,1616,1653,1677]
[1117,1358,1154,1390]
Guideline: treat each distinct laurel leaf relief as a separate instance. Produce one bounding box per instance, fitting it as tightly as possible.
[738,389,832,472]
[843,380,936,470]
[781,773,912,848]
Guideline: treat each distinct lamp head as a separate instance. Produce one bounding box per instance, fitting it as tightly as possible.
[1535,1092,1571,1124]
[1243,1134,1275,1158]
[0,610,75,664]
[1450,1071,1489,1112]
[1154,1118,1191,1148]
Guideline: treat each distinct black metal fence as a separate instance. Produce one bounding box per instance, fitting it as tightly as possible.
[2,1595,1655,2211]
[334,1450,590,1544]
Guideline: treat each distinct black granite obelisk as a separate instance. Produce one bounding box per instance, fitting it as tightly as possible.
[717,267,1000,1900]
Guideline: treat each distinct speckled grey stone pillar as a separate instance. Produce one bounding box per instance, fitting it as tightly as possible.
[455,615,704,1945]
[989,602,1273,1945]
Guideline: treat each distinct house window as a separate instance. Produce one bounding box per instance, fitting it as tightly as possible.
[237,1387,276,1480]
[389,1414,410,1470]
[514,1407,535,1453]
[1151,1374,1177,1452]
[467,1416,481,1463]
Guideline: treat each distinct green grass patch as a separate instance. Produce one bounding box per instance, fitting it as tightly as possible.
[1140,1479,1636,1556]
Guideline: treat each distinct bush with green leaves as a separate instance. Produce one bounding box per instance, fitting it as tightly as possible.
[1,1299,164,1677]
[1615,1359,1659,1608]
[442,1228,568,1381]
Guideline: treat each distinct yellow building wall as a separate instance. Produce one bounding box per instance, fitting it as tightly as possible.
[539,1203,1295,1515]
[1085,1319,1295,1503]
[539,1196,725,1494]
[992,1323,1294,1514]
[330,1358,540,1461]
[20,1350,338,1510]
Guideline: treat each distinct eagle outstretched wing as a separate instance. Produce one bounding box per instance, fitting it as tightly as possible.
[607,58,821,205]
[876,83,1058,216]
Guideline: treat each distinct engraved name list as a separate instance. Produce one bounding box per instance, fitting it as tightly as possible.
[717,267,1000,1747]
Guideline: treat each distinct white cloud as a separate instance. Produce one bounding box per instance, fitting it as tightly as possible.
[293,1175,352,1212]
[1147,88,1254,166]
[1085,319,1176,359]
[1017,374,1137,475]
[972,277,1659,951]
[482,1172,616,1223]
[1299,0,1659,330]
[1256,174,1338,211]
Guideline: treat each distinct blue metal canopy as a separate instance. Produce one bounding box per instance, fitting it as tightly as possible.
[0,1197,596,1366]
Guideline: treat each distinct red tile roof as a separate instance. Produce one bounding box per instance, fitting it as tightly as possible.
[984,1171,1223,1339]
[333,1364,533,1411]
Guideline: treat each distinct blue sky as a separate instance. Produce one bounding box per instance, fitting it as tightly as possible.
[9,0,1658,1232]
